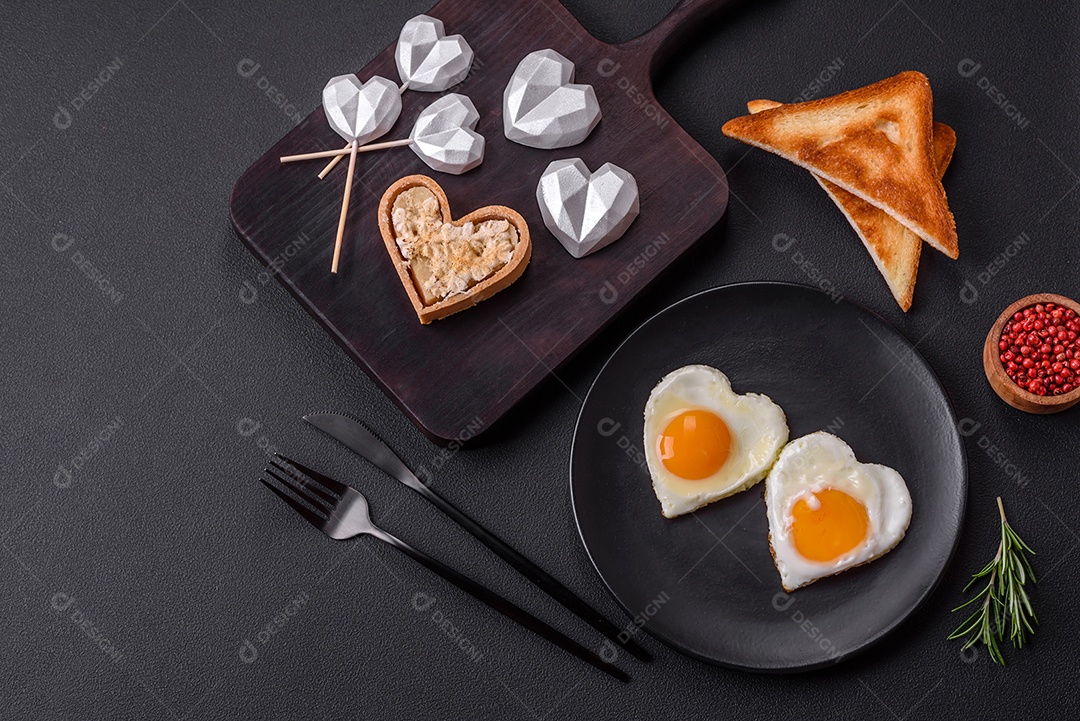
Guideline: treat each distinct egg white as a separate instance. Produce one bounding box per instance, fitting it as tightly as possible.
[643,365,789,518]
[765,432,912,591]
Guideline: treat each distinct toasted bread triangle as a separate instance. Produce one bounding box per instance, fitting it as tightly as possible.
[748,99,956,311]
[725,71,958,259]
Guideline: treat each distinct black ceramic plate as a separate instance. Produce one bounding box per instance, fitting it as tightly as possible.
[570,282,967,671]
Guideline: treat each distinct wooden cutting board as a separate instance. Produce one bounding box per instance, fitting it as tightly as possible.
[229,0,733,443]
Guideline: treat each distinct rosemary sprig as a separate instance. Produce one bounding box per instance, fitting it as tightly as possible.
[947,497,1037,665]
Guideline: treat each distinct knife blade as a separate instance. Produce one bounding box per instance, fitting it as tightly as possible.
[303,411,652,663]
[302,412,427,493]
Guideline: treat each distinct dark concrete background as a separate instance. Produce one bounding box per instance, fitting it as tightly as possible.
[2,0,1077,718]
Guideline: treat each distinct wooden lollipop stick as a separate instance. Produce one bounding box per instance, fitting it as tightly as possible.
[331,141,359,274]
[398,81,410,94]
[318,151,347,179]
[280,138,413,164]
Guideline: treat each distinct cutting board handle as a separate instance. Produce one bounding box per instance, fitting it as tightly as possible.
[618,0,742,75]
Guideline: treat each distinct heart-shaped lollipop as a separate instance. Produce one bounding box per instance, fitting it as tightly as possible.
[536,158,639,258]
[396,15,474,92]
[320,74,402,273]
[322,74,402,145]
[282,93,487,176]
[504,49,601,150]
[410,94,484,175]
[316,15,474,178]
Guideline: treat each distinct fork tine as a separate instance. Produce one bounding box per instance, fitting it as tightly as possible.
[269,459,337,505]
[259,478,326,529]
[265,467,332,513]
[275,453,348,496]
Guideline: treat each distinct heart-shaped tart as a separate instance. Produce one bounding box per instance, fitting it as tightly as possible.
[378,175,531,324]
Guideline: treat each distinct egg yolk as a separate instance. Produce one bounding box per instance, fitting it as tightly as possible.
[658,410,731,480]
[791,489,869,562]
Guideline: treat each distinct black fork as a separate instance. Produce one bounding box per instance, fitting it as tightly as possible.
[260,455,629,682]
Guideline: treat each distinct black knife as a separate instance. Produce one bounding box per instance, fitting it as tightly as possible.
[303,412,651,663]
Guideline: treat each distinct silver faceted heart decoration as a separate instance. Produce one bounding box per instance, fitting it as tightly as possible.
[536,158,639,258]
[322,74,402,145]
[503,49,601,149]
[396,15,474,92]
[410,94,484,175]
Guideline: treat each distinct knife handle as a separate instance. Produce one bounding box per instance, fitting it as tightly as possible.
[378,531,629,682]
[413,483,652,662]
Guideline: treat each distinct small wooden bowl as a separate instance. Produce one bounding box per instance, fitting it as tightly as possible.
[983,292,1080,414]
